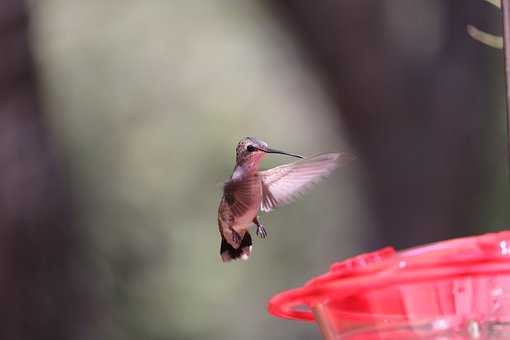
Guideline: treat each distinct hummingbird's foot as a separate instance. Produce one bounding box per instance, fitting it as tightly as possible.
[231,229,242,246]
[256,225,268,239]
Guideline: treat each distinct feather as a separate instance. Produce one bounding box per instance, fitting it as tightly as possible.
[223,174,261,219]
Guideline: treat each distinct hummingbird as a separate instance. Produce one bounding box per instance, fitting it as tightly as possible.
[218,137,352,262]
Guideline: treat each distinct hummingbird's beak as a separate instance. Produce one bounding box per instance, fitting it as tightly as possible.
[262,147,303,159]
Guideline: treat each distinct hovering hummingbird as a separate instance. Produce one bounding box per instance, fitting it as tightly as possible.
[218,137,353,262]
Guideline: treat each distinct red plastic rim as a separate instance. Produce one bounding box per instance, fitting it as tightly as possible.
[268,230,510,322]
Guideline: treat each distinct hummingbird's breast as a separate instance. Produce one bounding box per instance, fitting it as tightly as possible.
[218,172,262,233]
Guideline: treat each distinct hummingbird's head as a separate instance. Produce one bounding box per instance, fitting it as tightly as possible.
[235,137,303,168]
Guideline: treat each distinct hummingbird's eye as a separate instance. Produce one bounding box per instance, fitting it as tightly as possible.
[247,145,256,152]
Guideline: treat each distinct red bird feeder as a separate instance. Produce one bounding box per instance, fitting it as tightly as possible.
[269,231,510,339]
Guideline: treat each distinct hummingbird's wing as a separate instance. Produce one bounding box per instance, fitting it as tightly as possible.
[223,175,261,219]
[259,152,352,212]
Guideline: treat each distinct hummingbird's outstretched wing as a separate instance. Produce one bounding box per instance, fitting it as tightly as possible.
[259,152,352,212]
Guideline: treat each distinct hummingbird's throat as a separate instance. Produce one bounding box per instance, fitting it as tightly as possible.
[233,156,263,178]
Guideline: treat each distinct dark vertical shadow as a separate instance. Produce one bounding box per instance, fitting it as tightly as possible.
[0,1,91,338]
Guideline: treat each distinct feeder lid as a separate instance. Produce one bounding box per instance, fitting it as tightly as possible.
[268,230,510,322]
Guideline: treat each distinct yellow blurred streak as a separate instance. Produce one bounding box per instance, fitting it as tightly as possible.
[467,25,503,49]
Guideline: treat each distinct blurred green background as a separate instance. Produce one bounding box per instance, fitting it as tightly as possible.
[30,1,367,339]
[12,0,507,339]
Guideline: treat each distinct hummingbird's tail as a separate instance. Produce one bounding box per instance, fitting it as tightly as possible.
[220,232,252,262]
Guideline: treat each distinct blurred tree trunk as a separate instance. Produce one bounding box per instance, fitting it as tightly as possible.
[0,1,89,338]
[269,0,503,248]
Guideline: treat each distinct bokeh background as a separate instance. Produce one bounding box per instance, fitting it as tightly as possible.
[0,0,508,339]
